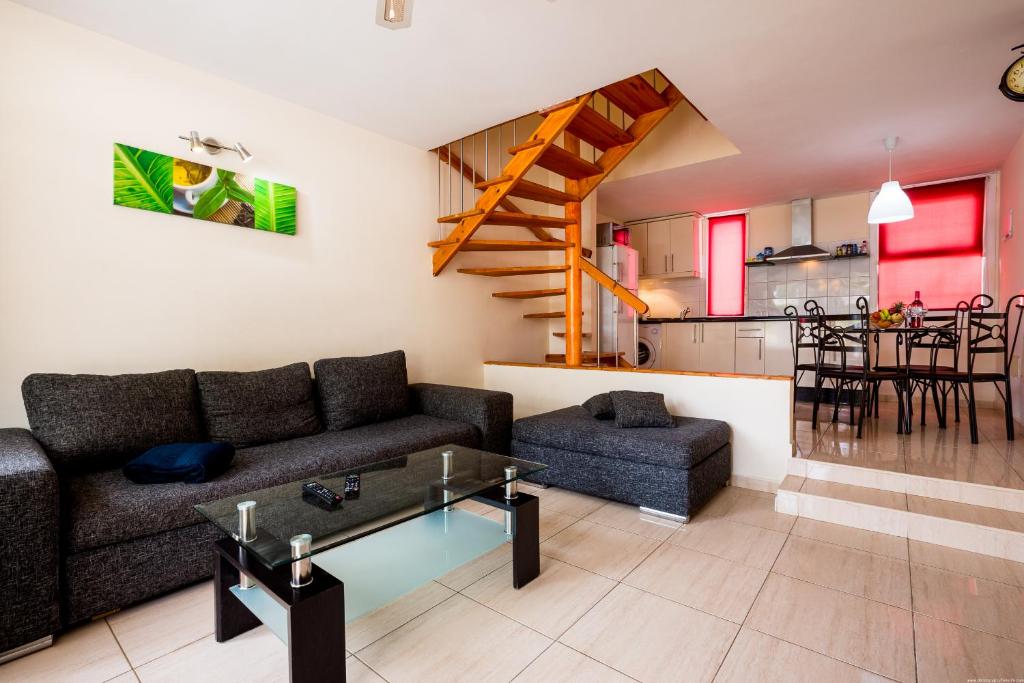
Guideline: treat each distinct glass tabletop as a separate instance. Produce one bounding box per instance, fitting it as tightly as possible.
[195,444,547,568]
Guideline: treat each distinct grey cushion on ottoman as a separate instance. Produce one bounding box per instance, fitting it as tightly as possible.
[315,350,409,430]
[609,390,673,428]
[582,393,614,420]
[21,370,204,471]
[197,363,321,448]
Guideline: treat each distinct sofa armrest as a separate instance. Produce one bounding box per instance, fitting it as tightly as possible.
[409,384,513,455]
[0,428,60,652]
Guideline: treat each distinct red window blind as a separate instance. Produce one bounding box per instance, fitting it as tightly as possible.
[877,177,986,309]
[707,213,747,316]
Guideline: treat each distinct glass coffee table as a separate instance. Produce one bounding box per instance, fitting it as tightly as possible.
[195,444,546,683]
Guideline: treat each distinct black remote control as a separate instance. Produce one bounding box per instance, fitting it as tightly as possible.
[302,481,343,510]
[344,474,360,499]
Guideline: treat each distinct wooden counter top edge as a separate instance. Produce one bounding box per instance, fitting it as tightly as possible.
[484,361,793,382]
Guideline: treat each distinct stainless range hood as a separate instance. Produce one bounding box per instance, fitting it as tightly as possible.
[766,198,831,262]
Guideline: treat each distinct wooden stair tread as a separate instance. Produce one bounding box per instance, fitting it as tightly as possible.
[436,208,483,223]
[493,288,566,299]
[545,352,623,362]
[457,265,569,277]
[507,138,546,154]
[428,239,572,251]
[534,145,603,180]
[553,332,591,338]
[564,105,635,151]
[474,174,513,190]
[505,179,580,205]
[599,75,668,119]
[528,311,585,319]
[438,211,572,229]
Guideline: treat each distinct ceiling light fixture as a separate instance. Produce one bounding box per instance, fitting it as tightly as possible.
[178,132,254,163]
[377,0,412,29]
[867,136,914,224]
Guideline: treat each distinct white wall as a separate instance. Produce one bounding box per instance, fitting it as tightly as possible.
[999,130,1024,422]
[484,363,794,489]
[0,2,549,426]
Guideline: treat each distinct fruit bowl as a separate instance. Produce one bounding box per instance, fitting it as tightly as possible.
[869,302,905,329]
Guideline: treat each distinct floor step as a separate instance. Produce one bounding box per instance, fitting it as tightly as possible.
[775,475,1024,562]
[492,288,566,299]
[599,75,669,120]
[503,179,580,206]
[562,105,635,151]
[438,211,572,229]
[457,265,569,277]
[427,239,572,251]
[534,145,603,180]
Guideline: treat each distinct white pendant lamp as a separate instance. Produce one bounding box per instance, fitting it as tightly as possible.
[868,136,914,224]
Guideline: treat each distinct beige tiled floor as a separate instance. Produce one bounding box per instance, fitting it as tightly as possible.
[798,400,1024,488]
[4,483,1024,683]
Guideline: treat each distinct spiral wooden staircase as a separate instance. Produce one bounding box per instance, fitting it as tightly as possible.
[430,70,685,366]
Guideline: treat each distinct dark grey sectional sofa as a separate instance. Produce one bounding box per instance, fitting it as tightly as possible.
[512,406,731,519]
[0,351,512,659]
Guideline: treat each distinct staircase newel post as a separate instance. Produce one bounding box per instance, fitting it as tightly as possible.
[564,132,584,367]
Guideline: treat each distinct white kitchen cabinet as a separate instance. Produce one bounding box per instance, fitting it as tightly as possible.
[630,223,648,276]
[632,213,702,279]
[699,323,736,373]
[764,321,794,377]
[645,220,671,276]
[668,215,700,277]
[662,322,700,371]
[735,337,764,374]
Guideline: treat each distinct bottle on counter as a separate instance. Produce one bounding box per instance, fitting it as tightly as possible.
[908,291,926,328]
[860,240,868,255]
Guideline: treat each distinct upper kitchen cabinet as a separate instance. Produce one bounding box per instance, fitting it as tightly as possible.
[629,213,701,279]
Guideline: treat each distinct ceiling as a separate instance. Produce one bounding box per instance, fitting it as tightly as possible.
[16,0,1024,219]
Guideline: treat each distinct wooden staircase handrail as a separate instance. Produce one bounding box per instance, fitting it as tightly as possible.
[580,258,649,315]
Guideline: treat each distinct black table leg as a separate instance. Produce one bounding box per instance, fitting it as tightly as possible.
[472,487,541,588]
[214,539,347,683]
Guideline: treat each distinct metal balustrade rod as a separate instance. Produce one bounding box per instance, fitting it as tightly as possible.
[460,138,465,212]
[436,148,441,239]
[447,143,452,218]
[472,133,477,198]
[498,124,503,172]
[513,118,517,147]
[484,127,489,180]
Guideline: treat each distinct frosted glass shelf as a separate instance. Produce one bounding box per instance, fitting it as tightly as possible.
[227,508,508,644]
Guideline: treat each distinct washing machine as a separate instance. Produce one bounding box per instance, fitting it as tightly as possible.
[637,323,663,369]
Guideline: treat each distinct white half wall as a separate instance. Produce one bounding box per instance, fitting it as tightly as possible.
[483,363,794,490]
[0,2,551,426]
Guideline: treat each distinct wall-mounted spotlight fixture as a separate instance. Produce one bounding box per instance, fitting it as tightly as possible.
[377,0,412,29]
[179,131,254,163]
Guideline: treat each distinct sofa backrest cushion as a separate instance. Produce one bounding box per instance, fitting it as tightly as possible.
[196,363,322,448]
[314,350,409,430]
[21,369,204,471]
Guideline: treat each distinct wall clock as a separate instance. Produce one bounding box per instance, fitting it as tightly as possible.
[999,43,1024,102]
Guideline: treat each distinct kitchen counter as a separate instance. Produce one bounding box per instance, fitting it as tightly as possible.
[640,315,792,324]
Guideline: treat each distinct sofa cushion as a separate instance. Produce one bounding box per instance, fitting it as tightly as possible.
[610,390,673,428]
[314,351,408,430]
[196,363,321,448]
[512,406,729,470]
[22,370,204,472]
[582,393,614,420]
[64,413,478,552]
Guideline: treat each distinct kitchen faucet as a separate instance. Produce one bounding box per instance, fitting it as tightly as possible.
[679,306,691,320]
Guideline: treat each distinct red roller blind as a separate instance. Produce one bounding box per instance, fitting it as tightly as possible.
[707,213,747,316]
[877,177,985,309]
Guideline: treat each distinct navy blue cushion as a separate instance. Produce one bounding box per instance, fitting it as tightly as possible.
[122,442,235,484]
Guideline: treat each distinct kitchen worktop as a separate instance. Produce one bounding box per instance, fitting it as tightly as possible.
[640,316,792,324]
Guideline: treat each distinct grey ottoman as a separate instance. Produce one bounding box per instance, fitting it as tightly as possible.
[511,406,731,521]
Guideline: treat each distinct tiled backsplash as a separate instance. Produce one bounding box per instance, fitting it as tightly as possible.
[747,253,871,316]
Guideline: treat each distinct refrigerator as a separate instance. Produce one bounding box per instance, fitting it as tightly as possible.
[595,245,640,366]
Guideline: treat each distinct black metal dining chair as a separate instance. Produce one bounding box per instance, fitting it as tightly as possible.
[811,297,910,437]
[904,308,966,428]
[785,300,827,403]
[931,294,1024,443]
